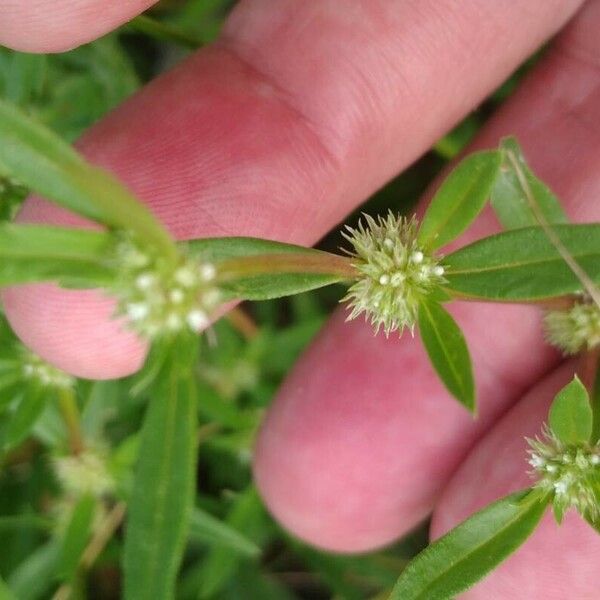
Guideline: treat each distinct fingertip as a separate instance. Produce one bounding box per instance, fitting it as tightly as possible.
[2,283,147,380]
[0,0,156,54]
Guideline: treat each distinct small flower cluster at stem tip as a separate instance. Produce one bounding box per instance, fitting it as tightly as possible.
[112,235,221,339]
[21,349,74,389]
[342,213,446,336]
[53,449,115,499]
[528,426,600,521]
[544,300,600,355]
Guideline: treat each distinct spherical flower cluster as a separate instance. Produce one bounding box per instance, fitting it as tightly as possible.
[21,350,74,389]
[112,237,221,339]
[341,213,446,336]
[53,449,115,498]
[544,301,600,355]
[527,427,600,521]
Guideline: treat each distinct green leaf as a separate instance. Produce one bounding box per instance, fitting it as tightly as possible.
[417,300,475,413]
[186,236,351,300]
[0,223,116,287]
[491,137,568,229]
[188,506,260,557]
[197,488,268,599]
[419,150,501,250]
[58,495,95,581]
[0,100,176,259]
[592,368,600,445]
[390,489,549,600]
[8,541,59,600]
[444,224,600,301]
[123,338,199,600]
[0,575,16,600]
[548,376,593,445]
[3,384,47,452]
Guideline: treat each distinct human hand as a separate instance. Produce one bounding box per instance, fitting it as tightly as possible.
[2,1,600,597]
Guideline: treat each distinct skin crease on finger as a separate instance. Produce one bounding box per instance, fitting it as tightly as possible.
[253,0,600,552]
[0,0,589,552]
[0,0,158,53]
[431,362,600,599]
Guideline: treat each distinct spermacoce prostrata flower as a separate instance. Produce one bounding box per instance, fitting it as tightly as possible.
[112,235,221,339]
[544,301,600,355]
[342,213,446,336]
[528,426,600,521]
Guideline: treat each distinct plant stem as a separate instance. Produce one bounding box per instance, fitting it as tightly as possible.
[506,150,600,308]
[217,252,358,281]
[57,388,84,455]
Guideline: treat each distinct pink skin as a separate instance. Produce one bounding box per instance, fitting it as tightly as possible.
[2,0,600,593]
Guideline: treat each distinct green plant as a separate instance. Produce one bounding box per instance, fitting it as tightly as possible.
[0,87,599,599]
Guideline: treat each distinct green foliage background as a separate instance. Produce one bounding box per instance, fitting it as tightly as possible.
[0,1,533,598]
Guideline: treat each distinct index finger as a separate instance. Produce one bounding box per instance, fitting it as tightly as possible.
[0,0,157,53]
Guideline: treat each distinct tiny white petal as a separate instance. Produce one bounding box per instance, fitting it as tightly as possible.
[591,455,600,465]
[187,310,209,330]
[379,274,390,285]
[546,464,557,473]
[411,251,424,264]
[433,265,445,276]
[127,303,149,321]
[383,238,395,250]
[136,273,156,290]
[554,479,569,495]
[199,263,216,282]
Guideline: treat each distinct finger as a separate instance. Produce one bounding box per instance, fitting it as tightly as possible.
[0,0,157,53]
[254,0,600,552]
[431,362,600,599]
[2,0,581,379]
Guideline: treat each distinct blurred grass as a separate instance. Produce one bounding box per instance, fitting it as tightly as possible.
[0,2,537,598]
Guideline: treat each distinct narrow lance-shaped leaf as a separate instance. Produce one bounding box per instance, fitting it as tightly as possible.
[58,495,96,582]
[0,574,17,600]
[123,336,199,600]
[197,488,267,599]
[390,489,549,600]
[0,100,176,260]
[3,384,47,452]
[186,236,355,301]
[444,224,600,302]
[417,299,475,413]
[491,137,568,230]
[548,376,593,445]
[418,150,501,250]
[7,541,60,600]
[188,506,260,557]
[0,223,117,288]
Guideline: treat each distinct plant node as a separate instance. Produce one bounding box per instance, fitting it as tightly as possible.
[341,213,446,335]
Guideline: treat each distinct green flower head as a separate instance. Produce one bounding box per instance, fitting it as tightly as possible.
[341,213,446,336]
[528,426,600,522]
[544,301,600,355]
